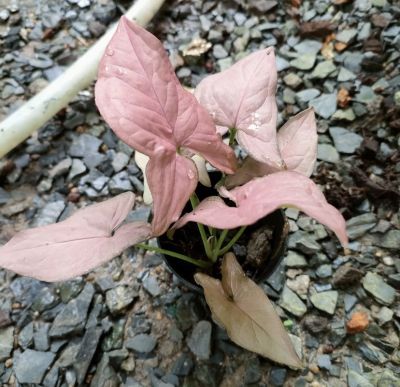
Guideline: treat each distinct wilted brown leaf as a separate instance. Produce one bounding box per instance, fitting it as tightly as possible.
[335,42,348,52]
[195,253,302,368]
[325,33,336,43]
[333,0,352,4]
[363,38,383,54]
[247,0,278,13]
[299,21,336,38]
[337,88,351,108]
[351,167,400,200]
[182,38,212,57]
[0,310,11,328]
[322,34,335,59]
[346,311,369,334]
[0,159,15,181]
[371,14,390,28]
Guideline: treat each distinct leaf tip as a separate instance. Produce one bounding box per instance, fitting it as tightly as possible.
[290,358,304,370]
[120,14,133,29]
[194,272,205,285]
[265,46,275,56]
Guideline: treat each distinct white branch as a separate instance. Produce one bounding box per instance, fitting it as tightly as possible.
[0,0,166,159]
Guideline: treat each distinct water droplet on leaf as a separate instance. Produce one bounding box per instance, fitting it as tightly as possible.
[248,123,259,131]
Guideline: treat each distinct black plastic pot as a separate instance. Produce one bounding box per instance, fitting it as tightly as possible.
[158,173,289,293]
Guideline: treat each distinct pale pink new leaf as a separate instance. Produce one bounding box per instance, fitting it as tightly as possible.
[195,48,282,167]
[175,88,237,173]
[173,172,348,246]
[225,108,318,188]
[0,193,152,282]
[277,107,317,176]
[95,17,235,234]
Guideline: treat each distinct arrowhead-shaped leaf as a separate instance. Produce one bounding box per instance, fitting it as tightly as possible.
[195,253,302,368]
[95,16,236,168]
[173,171,348,246]
[195,48,282,167]
[135,149,210,237]
[147,149,198,236]
[95,17,236,235]
[0,193,152,282]
[226,108,317,188]
[277,107,317,176]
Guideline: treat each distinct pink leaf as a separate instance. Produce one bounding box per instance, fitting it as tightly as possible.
[174,89,236,174]
[95,17,236,234]
[196,253,302,368]
[173,171,348,246]
[277,107,317,177]
[146,148,198,236]
[0,193,152,282]
[94,16,236,169]
[225,108,318,188]
[95,16,176,157]
[195,48,282,167]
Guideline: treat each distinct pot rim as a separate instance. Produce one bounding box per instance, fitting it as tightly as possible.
[158,208,289,293]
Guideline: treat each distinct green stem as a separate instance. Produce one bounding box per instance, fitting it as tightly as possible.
[209,226,216,239]
[229,127,237,146]
[208,228,217,251]
[137,243,211,269]
[190,192,200,207]
[212,229,229,262]
[189,194,213,260]
[219,226,247,256]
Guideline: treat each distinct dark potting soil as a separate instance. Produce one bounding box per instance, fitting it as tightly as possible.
[158,173,289,287]
[159,209,288,286]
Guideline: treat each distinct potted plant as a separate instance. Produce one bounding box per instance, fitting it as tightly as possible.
[0,17,347,369]
[157,171,290,293]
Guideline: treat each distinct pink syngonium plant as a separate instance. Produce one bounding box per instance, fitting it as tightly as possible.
[0,13,349,301]
[0,17,348,368]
